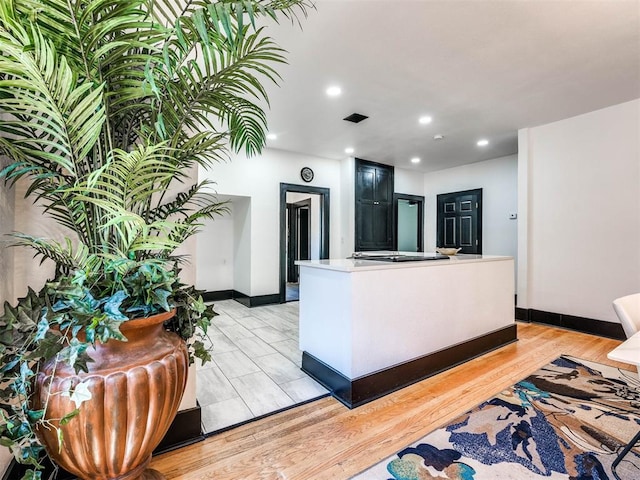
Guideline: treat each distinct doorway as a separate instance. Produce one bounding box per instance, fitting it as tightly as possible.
[436,188,483,254]
[393,193,424,252]
[286,196,313,301]
[286,198,311,284]
[279,183,330,303]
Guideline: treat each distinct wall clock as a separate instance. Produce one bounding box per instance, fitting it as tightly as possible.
[300,167,314,183]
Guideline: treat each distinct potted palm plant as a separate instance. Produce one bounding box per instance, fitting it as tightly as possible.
[0,0,311,478]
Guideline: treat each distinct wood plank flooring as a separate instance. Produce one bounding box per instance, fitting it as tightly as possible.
[151,322,631,479]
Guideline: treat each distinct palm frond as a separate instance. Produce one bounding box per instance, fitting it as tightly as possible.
[148,181,229,222]
[86,144,177,214]
[0,24,105,180]
[151,18,286,155]
[68,192,193,257]
[9,234,90,274]
[151,0,313,32]
[171,131,229,170]
[13,0,161,78]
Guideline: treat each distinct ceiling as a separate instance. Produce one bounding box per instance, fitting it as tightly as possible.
[259,0,640,173]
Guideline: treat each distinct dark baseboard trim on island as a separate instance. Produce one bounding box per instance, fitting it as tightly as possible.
[302,324,518,409]
[517,308,625,340]
[204,289,281,308]
[2,406,204,480]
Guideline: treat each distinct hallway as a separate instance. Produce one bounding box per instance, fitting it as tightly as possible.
[196,300,329,433]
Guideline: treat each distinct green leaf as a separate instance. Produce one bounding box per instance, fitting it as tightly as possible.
[0,437,14,447]
[56,427,63,453]
[33,317,49,342]
[20,469,41,480]
[192,340,211,365]
[59,408,80,426]
[57,338,88,368]
[26,409,44,423]
[61,382,91,408]
[102,291,128,321]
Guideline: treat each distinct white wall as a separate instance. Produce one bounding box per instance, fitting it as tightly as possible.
[12,179,60,298]
[395,166,426,196]
[195,196,236,292]
[340,157,355,257]
[518,98,640,323]
[232,197,252,295]
[423,155,519,261]
[197,148,343,296]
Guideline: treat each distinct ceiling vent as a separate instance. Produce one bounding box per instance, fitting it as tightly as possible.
[343,113,368,123]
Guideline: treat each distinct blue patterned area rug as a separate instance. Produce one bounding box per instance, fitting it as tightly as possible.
[352,356,640,479]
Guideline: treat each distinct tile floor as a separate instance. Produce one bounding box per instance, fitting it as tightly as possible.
[196,300,329,434]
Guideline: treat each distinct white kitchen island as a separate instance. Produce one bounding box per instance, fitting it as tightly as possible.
[297,254,516,407]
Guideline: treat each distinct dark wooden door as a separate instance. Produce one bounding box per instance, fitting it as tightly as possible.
[355,159,394,251]
[436,189,482,254]
[286,200,311,283]
[298,207,310,262]
[286,204,297,282]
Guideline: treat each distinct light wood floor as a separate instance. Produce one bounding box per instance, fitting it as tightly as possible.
[151,322,631,479]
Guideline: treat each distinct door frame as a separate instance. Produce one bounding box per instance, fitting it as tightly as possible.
[393,193,425,252]
[279,183,330,303]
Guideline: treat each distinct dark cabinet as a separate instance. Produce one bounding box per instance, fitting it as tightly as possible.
[355,159,394,251]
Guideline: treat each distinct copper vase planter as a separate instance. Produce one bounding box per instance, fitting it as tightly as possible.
[34,310,188,480]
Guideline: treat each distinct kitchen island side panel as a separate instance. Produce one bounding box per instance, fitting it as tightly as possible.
[349,258,514,378]
[298,266,354,378]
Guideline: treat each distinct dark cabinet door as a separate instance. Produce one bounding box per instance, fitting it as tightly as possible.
[355,159,394,251]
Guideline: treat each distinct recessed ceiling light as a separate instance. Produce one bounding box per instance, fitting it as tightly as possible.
[266,133,277,140]
[477,139,489,146]
[345,147,354,154]
[411,157,421,164]
[418,116,432,125]
[326,85,342,97]
[433,134,444,141]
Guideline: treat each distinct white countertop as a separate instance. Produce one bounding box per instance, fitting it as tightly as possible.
[296,253,513,272]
